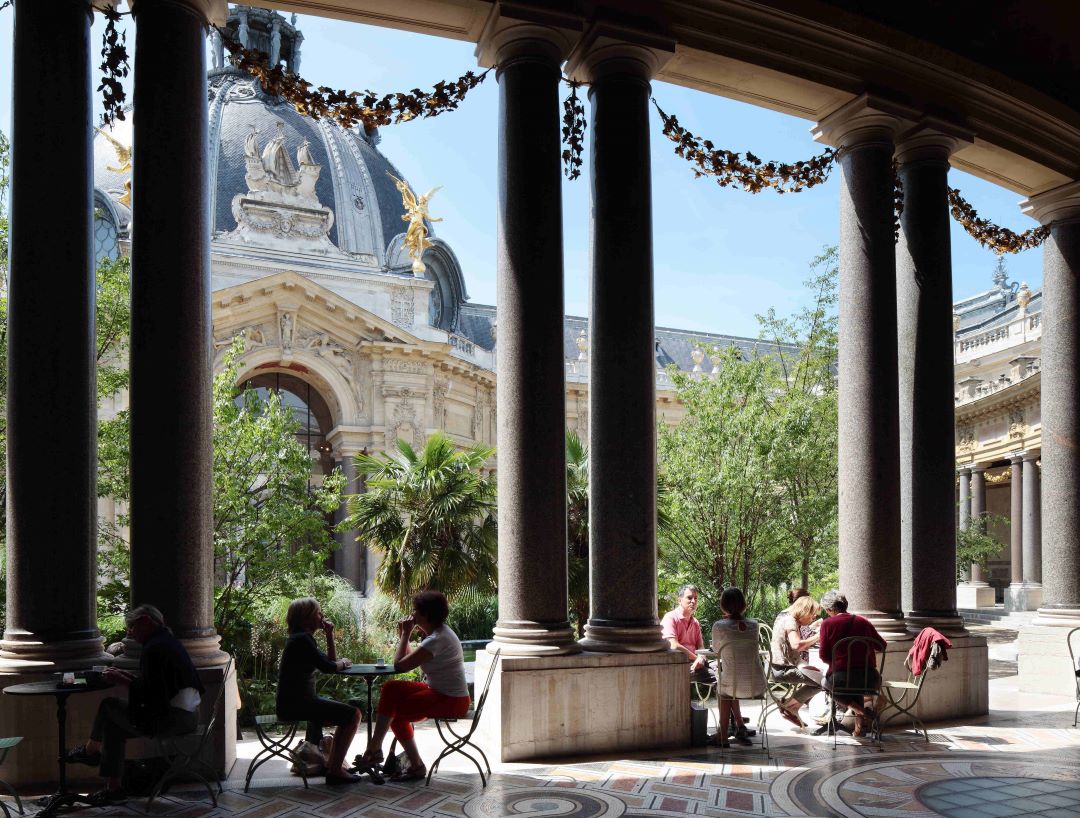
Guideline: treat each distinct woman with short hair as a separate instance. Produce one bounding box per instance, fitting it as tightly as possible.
[817,590,887,736]
[360,590,470,781]
[277,597,361,784]
[770,594,824,727]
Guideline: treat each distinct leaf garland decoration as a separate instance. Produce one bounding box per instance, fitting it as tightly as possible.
[562,81,587,180]
[948,187,1050,254]
[892,160,904,242]
[220,35,491,129]
[652,99,836,194]
[98,7,131,127]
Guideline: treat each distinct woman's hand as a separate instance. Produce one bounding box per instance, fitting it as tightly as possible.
[336,658,352,671]
[103,667,134,688]
[397,615,416,638]
[321,618,335,637]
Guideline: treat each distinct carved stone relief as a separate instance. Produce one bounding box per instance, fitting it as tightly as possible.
[390,285,415,329]
[385,386,425,451]
[433,378,449,429]
[384,358,426,374]
[957,426,976,453]
[1008,409,1027,440]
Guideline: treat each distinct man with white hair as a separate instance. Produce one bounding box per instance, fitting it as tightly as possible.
[64,604,204,804]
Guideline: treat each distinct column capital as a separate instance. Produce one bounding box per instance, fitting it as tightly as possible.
[565,23,674,84]
[1021,179,1080,226]
[1023,449,1041,462]
[128,0,226,26]
[812,93,919,150]
[475,4,581,68]
[1008,451,1026,465]
[894,117,974,164]
[956,463,974,475]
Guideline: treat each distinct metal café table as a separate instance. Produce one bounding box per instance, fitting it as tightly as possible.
[3,677,113,817]
[340,664,400,742]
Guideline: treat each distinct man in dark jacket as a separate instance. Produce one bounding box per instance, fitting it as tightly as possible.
[65,604,204,804]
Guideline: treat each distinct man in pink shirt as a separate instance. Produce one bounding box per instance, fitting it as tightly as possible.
[661,585,708,681]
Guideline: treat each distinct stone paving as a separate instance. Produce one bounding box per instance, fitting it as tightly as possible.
[6,659,1079,818]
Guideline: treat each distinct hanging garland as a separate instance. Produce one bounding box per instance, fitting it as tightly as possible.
[220,36,491,129]
[948,188,1050,255]
[651,100,837,194]
[892,160,904,242]
[98,7,131,127]
[562,82,587,180]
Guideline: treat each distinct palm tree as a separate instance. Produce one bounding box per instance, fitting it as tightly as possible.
[342,432,497,608]
[566,429,590,637]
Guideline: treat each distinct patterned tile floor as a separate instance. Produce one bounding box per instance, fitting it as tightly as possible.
[8,673,1079,818]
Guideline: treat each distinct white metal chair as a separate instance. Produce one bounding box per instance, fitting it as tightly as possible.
[0,737,23,817]
[1068,627,1080,727]
[715,636,770,758]
[878,641,943,741]
[426,648,501,787]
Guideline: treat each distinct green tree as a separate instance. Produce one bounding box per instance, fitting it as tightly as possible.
[212,339,346,650]
[757,247,839,588]
[342,432,497,608]
[956,512,1009,583]
[566,428,589,637]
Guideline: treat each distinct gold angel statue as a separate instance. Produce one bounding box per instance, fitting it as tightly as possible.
[95,127,133,206]
[388,172,441,273]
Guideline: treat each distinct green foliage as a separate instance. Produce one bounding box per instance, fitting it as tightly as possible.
[956,513,1010,582]
[566,428,589,637]
[342,432,497,608]
[657,248,839,616]
[212,339,346,653]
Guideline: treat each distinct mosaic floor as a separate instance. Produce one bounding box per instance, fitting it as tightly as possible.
[8,669,1080,818]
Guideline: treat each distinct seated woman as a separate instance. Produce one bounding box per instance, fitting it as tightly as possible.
[770,594,824,727]
[711,587,765,747]
[276,598,361,784]
[360,591,471,781]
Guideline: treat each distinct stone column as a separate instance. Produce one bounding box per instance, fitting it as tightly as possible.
[479,19,579,655]
[895,126,968,634]
[969,466,989,585]
[335,454,363,590]
[1020,450,1043,607]
[958,467,972,531]
[574,40,669,653]
[1022,182,1080,625]
[1017,181,1080,694]
[128,0,225,666]
[1004,453,1025,611]
[1,0,109,669]
[813,96,910,638]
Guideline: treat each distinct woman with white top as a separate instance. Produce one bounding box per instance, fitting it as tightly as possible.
[360,590,470,781]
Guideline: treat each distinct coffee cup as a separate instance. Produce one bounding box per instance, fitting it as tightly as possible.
[84,670,103,685]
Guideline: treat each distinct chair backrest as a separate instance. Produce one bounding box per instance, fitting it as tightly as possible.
[716,626,766,700]
[757,622,774,655]
[194,656,234,748]
[831,635,884,694]
[1068,627,1080,696]
[471,648,501,724]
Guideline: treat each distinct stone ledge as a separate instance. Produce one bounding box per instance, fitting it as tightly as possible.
[491,648,686,672]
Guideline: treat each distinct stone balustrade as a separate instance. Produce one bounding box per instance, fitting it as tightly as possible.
[955,311,1042,363]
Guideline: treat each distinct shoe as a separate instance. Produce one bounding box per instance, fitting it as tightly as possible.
[391,765,427,783]
[64,745,101,766]
[731,729,754,746]
[779,707,805,728]
[853,715,867,736]
[88,788,127,805]
[325,772,364,785]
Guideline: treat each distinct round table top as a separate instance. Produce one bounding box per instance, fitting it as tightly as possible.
[340,664,399,678]
[3,679,112,696]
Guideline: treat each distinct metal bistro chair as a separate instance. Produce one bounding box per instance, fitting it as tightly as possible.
[715,638,770,759]
[242,676,309,793]
[0,737,23,818]
[147,656,233,810]
[878,640,943,741]
[1069,627,1080,727]
[425,648,501,787]
[691,648,719,732]
[828,635,885,750]
[755,623,796,731]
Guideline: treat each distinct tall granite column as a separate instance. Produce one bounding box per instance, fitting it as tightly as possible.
[1004,453,1025,611]
[958,467,972,532]
[128,0,225,665]
[480,20,579,654]
[814,96,908,637]
[334,455,363,591]
[1,0,109,669]
[575,41,669,653]
[1021,450,1043,607]
[895,127,967,634]
[970,466,988,584]
[1022,182,1080,625]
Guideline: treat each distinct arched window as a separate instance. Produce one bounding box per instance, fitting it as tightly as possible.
[239,372,334,474]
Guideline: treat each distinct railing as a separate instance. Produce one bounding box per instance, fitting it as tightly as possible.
[955,358,1041,405]
[955,310,1041,363]
[564,361,680,391]
[448,333,475,356]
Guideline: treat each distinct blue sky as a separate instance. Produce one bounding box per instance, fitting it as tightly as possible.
[0,8,1045,337]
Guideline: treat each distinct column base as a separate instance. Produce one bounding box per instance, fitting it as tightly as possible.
[0,632,110,671]
[474,649,689,762]
[580,620,668,653]
[1004,583,1043,613]
[492,621,582,656]
[116,632,229,669]
[957,582,996,608]
[1018,608,1080,696]
[857,611,909,640]
[905,611,968,636]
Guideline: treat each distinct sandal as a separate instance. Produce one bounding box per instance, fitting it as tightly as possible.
[326,772,364,785]
[779,704,805,728]
[64,744,101,766]
[88,788,127,805]
[391,765,427,782]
